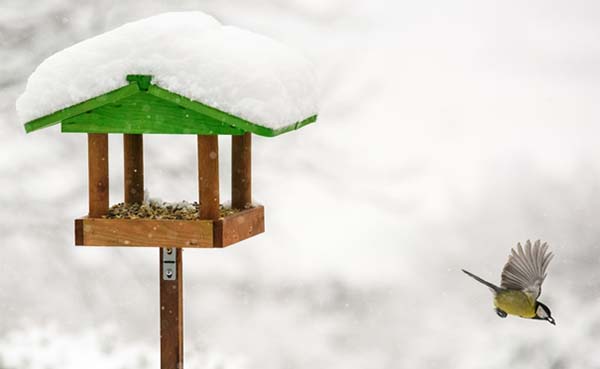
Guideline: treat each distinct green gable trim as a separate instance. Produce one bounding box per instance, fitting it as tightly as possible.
[24,75,317,136]
[24,83,139,133]
[62,91,245,135]
[146,84,317,137]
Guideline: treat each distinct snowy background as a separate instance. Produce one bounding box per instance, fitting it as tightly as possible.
[2,1,600,368]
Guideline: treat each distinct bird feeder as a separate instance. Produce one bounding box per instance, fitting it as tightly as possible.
[18,12,317,369]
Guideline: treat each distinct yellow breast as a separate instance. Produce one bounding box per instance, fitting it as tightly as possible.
[494,290,536,318]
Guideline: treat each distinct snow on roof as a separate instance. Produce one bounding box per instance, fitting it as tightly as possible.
[16,12,318,130]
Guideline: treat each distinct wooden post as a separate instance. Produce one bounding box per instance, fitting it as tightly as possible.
[160,248,183,369]
[197,135,220,220]
[124,134,144,204]
[232,133,252,209]
[87,133,109,218]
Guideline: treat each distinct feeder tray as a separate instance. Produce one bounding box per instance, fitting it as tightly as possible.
[76,204,264,248]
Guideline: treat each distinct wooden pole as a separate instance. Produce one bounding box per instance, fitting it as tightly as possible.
[197,135,220,220]
[160,248,184,369]
[231,133,252,209]
[123,134,144,204]
[149,135,183,369]
[87,133,109,218]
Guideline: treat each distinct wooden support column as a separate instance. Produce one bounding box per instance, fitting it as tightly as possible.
[232,133,252,209]
[87,133,109,218]
[124,134,144,204]
[197,135,220,220]
[160,248,183,369]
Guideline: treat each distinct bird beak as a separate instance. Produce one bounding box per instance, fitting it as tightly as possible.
[547,317,556,326]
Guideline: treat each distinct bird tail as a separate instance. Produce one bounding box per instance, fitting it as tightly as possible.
[462,269,501,293]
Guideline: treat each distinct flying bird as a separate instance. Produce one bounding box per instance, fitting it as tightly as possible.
[462,240,555,325]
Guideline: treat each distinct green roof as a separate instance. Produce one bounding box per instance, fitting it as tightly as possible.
[24,75,317,136]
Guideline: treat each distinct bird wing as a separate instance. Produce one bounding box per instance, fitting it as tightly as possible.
[500,240,553,299]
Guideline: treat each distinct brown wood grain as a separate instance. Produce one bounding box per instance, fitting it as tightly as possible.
[197,135,220,220]
[214,206,264,247]
[75,218,84,245]
[75,218,213,248]
[88,133,109,217]
[231,133,252,209]
[124,134,144,204]
[160,248,183,369]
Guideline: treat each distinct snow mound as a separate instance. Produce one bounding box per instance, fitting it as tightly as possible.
[16,12,318,130]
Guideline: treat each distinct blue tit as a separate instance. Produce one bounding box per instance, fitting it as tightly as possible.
[462,240,555,325]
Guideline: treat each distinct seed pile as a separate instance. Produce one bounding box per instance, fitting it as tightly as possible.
[103,201,243,220]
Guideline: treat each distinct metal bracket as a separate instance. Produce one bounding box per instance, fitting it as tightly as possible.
[162,248,177,281]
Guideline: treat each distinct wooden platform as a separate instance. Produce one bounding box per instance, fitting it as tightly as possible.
[75,205,264,248]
